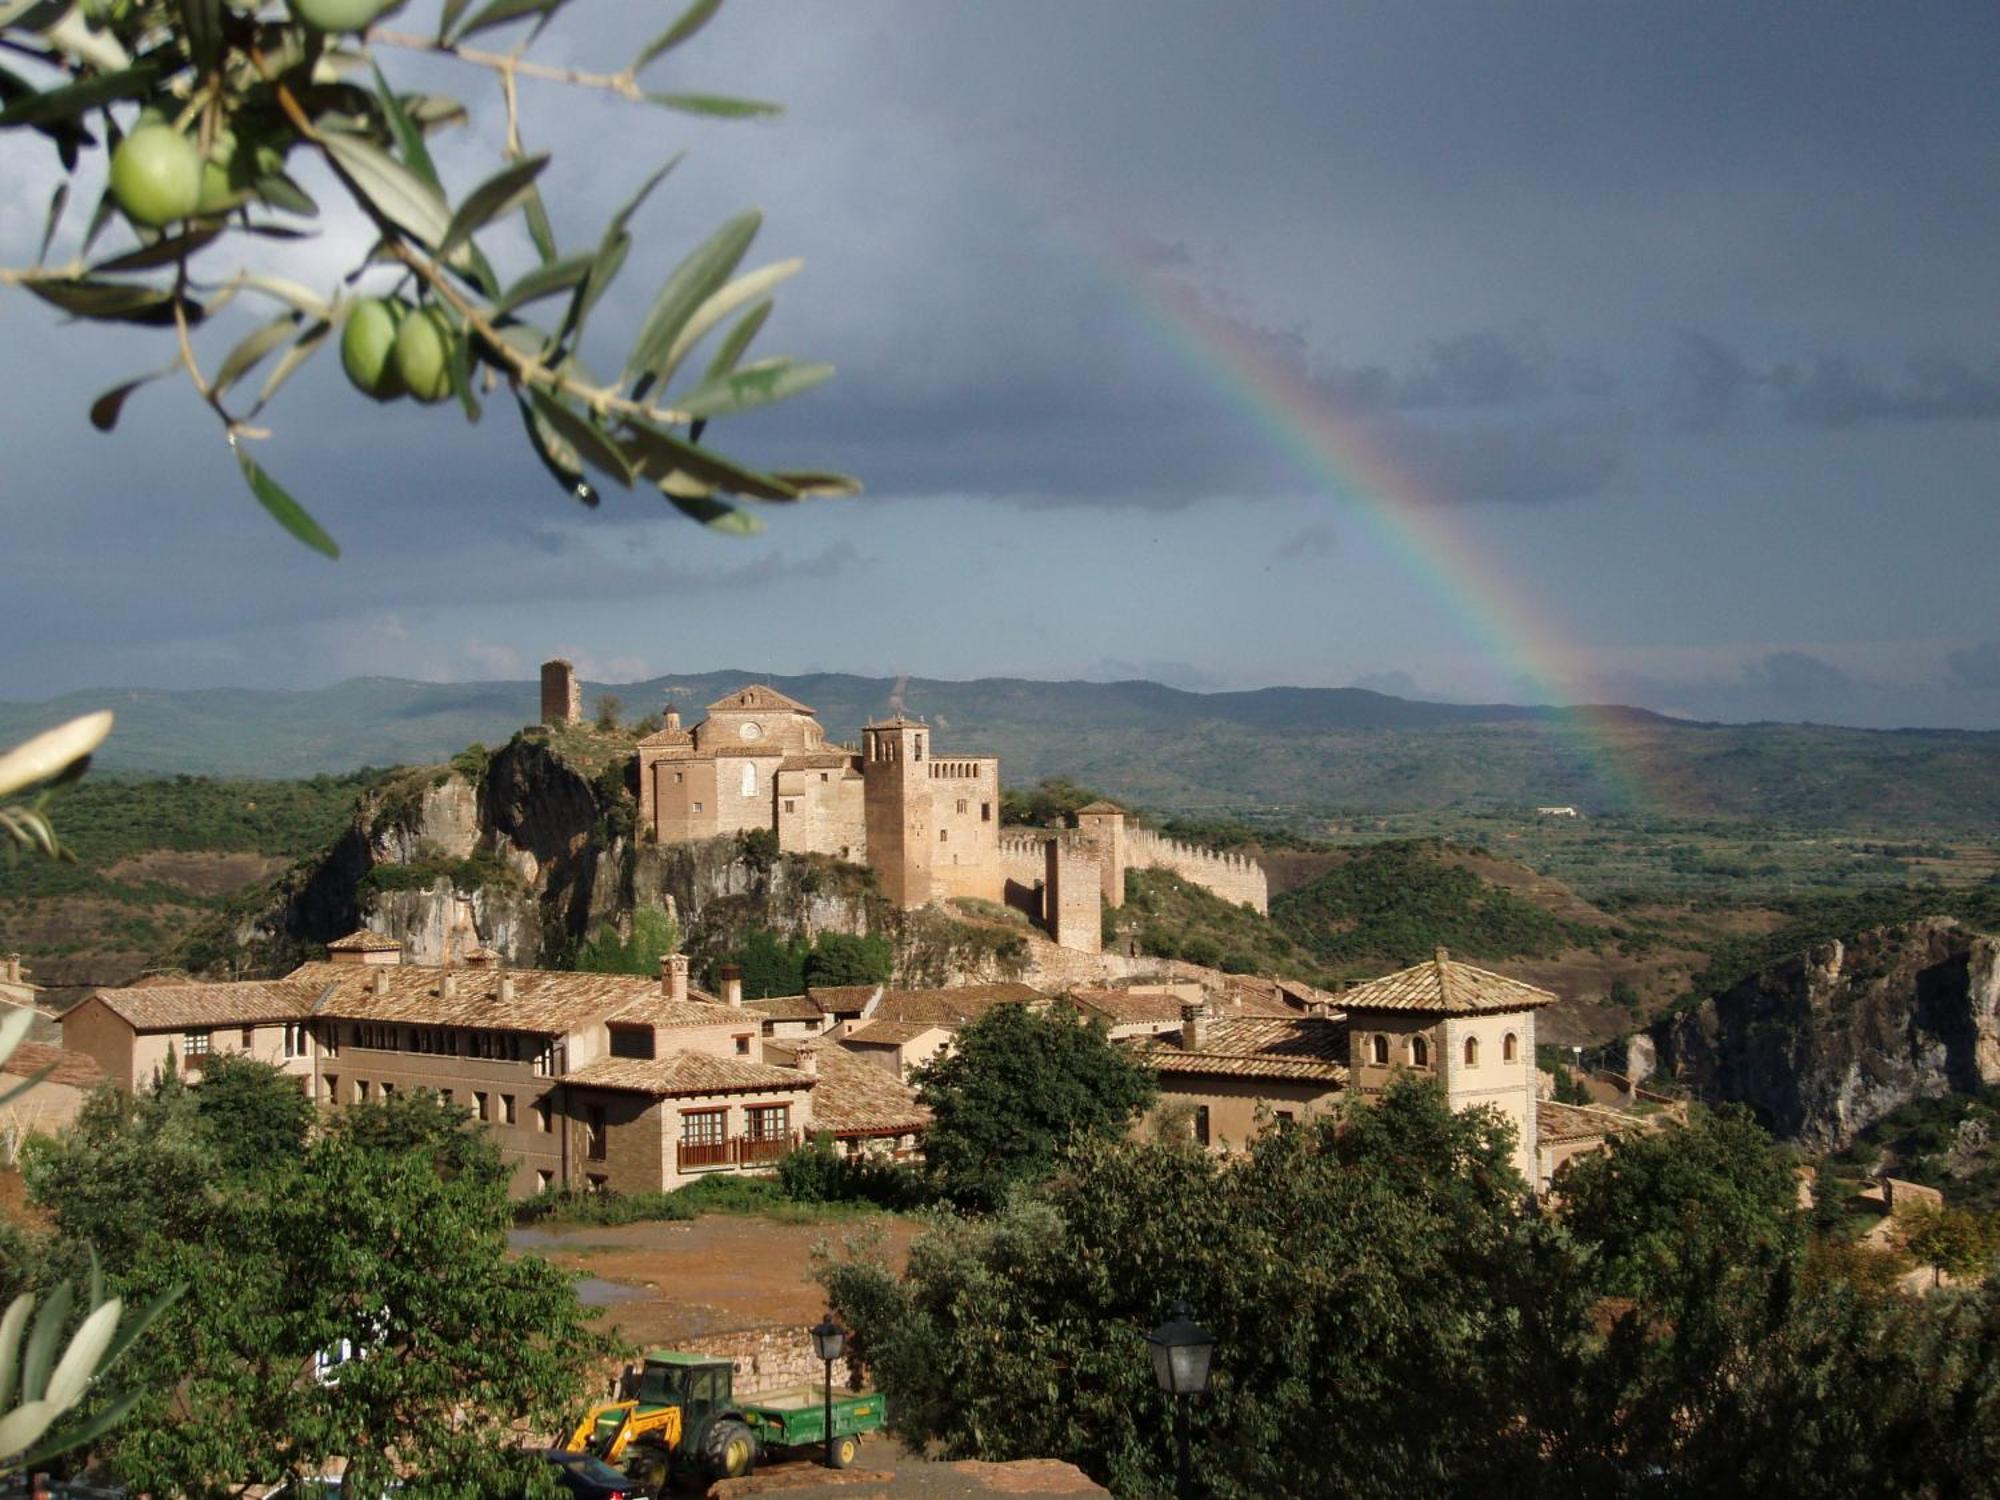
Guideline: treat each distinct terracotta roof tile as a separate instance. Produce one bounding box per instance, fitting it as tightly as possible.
[3,1040,104,1089]
[1538,1099,1637,1146]
[1067,989,1185,1026]
[707,684,816,715]
[766,1041,930,1137]
[747,994,824,1022]
[1134,1017,1349,1084]
[1074,801,1125,816]
[563,1053,815,1097]
[78,979,323,1031]
[288,961,655,1034]
[1337,950,1557,1016]
[326,930,403,953]
[843,1020,945,1047]
[608,995,758,1030]
[813,983,1045,1029]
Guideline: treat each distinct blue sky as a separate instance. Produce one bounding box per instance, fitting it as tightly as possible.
[2,2,1997,727]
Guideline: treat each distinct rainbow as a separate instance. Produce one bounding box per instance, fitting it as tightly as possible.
[1080,228,1651,813]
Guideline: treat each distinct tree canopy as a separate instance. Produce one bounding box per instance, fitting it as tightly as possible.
[911,1001,1157,1211]
[20,1060,605,1493]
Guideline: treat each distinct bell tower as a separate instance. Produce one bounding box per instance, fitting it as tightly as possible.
[862,717,934,909]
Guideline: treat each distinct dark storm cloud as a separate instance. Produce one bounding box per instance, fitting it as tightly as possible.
[1946,643,2000,692]
[1664,334,2000,432]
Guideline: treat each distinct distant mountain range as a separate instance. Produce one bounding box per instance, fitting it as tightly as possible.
[4,672,1997,828]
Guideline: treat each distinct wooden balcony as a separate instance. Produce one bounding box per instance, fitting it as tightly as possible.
[676,1132,799,1173]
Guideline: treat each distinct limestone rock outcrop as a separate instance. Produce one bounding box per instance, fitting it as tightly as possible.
[1653,917,2000,1149]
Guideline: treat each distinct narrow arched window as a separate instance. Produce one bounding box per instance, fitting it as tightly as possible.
[1464,1036,1479,1067]
[1411,1036,1429,1068]
[1371,1034,1388,1066]
[1503,1032,1519,1063]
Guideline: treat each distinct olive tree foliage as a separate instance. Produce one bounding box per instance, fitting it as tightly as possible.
[0,710,179,1478]
[0,0,856,556]
[21,1064,605,1493]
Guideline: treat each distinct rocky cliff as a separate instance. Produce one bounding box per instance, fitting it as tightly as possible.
[180,727,1027,988]
[1653,917,2000,1149]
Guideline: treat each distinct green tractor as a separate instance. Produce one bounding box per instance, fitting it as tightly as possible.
[563,1349,887,1487]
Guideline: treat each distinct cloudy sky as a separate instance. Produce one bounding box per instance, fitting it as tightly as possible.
[3,3,1998,728]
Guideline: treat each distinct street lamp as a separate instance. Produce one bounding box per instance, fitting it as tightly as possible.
[1146,1301,1215,1500]
[810,1314,845,1469]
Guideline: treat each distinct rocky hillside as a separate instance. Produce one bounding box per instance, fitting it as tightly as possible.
[171,723,1033,992]
[1650,917,2000,1149]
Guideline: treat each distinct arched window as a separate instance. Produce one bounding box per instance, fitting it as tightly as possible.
[1410,1036,1429,1068]
[1371,1034,1388,1066]
[741,761,757,797]
[1503,1032,1519,1063]
[1464,1036,1479,1067]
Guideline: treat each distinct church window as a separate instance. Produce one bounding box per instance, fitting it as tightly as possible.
[1410,1036,1430,1068]
[692,801,703,813]
[981,802,992,822]
[673,771,683,783]
[939,829,948,842]
[1464,1036,1479,1067]
[914,737,923,761]
[1503,1032,1519,1063]
[784,799,796,813]
[741,762,757,797]
[956,798,967,814]
[820,772,829,782]
[1370,1034,1388,1066]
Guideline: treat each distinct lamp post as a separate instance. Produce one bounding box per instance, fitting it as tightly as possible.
[1146,1301,1215,1500]
[810,1314,845,1469]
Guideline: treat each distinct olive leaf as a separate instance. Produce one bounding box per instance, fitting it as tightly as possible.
[704,297,772,381]
[494,252,592,317]
[632,0,721,73]
[212,313,303,399]
[662,493,765,534]
[617,418,798,500]
[654,258,798,388]
[0,60,160,128]
[26,278,202,327]
[319,131,450,249]
[233,443,339,559]
[624,209,760,393]
[527,390,632,486]
[645,92,780,119]
[673,358,834,419]
[518,395,600,507]
[437,151,548,258]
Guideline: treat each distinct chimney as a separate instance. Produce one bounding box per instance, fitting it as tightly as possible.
[1179,1000,1207,1051]
[665,706,681,732]
[466,948,495,969]
[720,963,744,1008]
[4,953,17,985]
[497,974,515,1004]
[662,952,689,1005]
[440,971,458,1001]
[372,967,390,997]
[1434,946,1450,965]
[794,1040,819,1077]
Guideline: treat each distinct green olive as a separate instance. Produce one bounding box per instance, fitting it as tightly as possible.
[109,125,203,229]
[286,0,396,34]
[341,298,409,402]
[392,306,456,404]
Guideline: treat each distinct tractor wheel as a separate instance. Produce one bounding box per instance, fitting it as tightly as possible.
[703,1418,758,1480]
[829,1433,861,1469]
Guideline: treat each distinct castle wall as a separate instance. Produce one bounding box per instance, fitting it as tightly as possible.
[1441,1010,1538,1186]
[776,763,866,862]
[927,757,1002,903]
[1045,839,1101,954]
[1074,810,1127,909]
[863,725,933,910]
[653,757,722,844]
[1125,828,1269,914]
[998,834,1051,919]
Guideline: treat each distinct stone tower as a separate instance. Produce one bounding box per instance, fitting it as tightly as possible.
[540,659,581,726]
[1074,801,1128,908]
[862,718,934,910]
[1045,837,1102,953]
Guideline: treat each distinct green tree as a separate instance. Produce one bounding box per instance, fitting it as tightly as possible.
[191,1051,315,1179]
[575,905,679,976]
[731,927,807,999]
[1898,1205,1996,1287]
[594,694,624,731]
[911,1003,1157,1211]
[0,0,855,553]
[24,1060,604,1492]
[803,932,892,987]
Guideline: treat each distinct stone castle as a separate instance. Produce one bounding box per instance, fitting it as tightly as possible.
[540,661,1267,953]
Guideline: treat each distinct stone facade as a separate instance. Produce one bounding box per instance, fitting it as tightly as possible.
[541,659,581,726]
[1045,839,1102,955]
[621,675,1264,950]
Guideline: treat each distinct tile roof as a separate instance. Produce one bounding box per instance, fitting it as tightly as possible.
[326,930,403,953]
[1134,1017,1350,1084]
[1537,1099,1637,1147]
[746,994,824,1022]
[707,684,816,715]
[287,961,664,1034]
[78,979,323,1031]
[1067,988,1186,1026]
[608,995,758,1030]
[635,728,695,749]
[1074,801,1125,816]
[1213,976,1313,1019]
[562,1053,815,1097]
[778,752,860,771]
[843,1020,946,1047]
[866,984,1046,1029]
[766,1041,930,1137]
[3,1039,104,1089]
[803,986,885,1015]
[1337,949,1558,1016]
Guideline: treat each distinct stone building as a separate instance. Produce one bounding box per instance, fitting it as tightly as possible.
[619,673,1267,950]
[1134,950,1564,1188]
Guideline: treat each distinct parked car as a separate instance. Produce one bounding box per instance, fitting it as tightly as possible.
[541,1448,647,1500]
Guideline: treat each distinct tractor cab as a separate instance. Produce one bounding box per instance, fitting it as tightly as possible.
[566,1352,758,1483]
[630,1353,734,1430]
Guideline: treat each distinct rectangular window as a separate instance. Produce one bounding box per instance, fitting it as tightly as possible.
[692,801,703,813]
[356,1079,371,1103]
[241,1026,255,1048]
[587,1173,608,1192]
[440,1089,453,1107]
[283,1022,307,1059]
[673,771,684,783]
[1275,1110,1296,1129]
[734,1034,752,1055]
[501,1094,516,1125]
[586,1104,607,1161]
[820,772,829,782]
[783,799,796,813]
[1194,1106,1211,1147]
[537,1169,554,1193]
[535,1098,552,1134]
[321,1022,338,1057]
[981,802,992,822]
[610,1026,655,1060]
[681,1109,725,1147]
[746,1104,791,1142]
[380,1082,395,1099]
[939,829,948,842]
[183,1029,212,1057]
[474,1091,490,1123]
[956,798,967,815]
[324,1073,339,1103]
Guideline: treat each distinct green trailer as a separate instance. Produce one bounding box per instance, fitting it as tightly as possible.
[738,1386,888,1469]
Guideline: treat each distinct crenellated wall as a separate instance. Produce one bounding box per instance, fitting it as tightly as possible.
[1124,827,1269,913]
